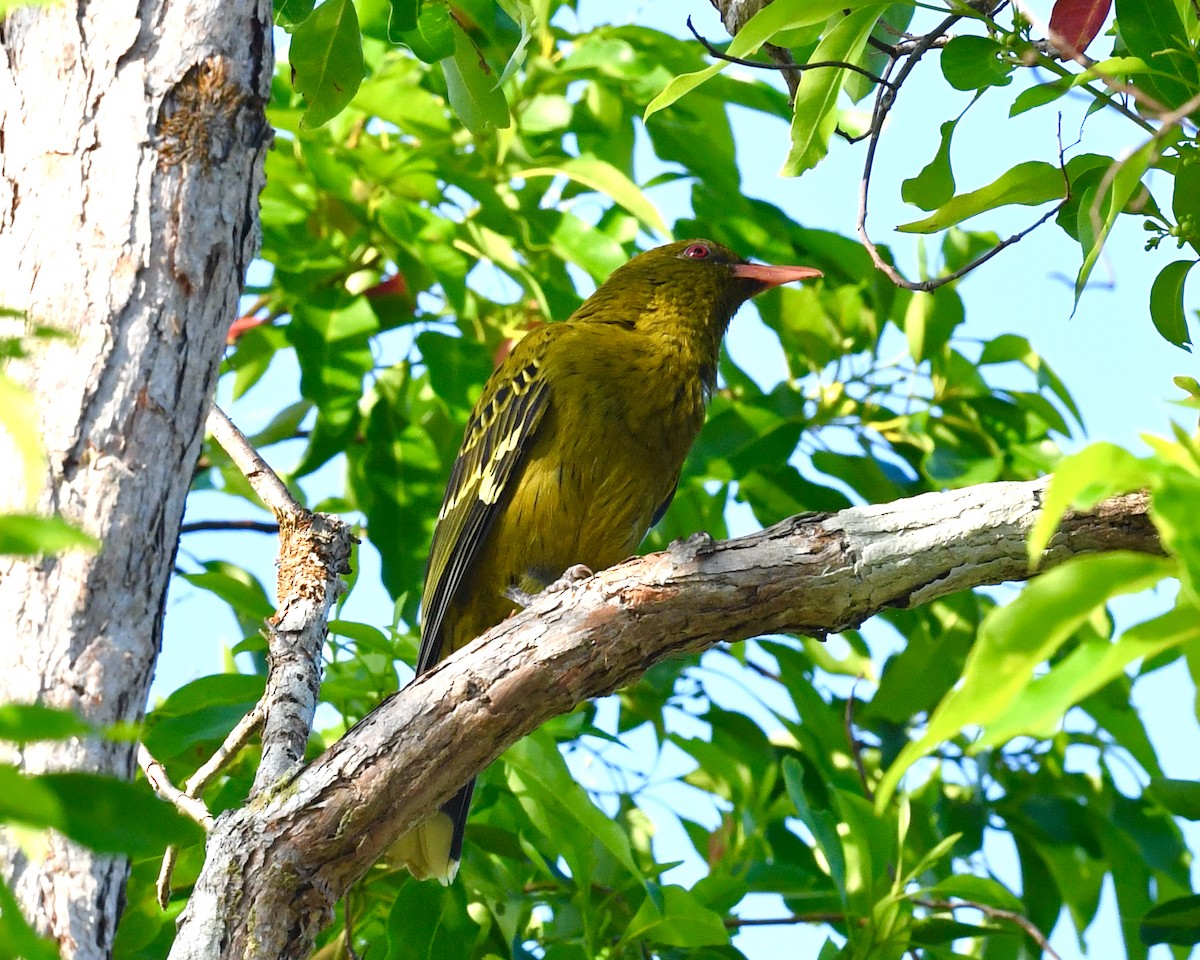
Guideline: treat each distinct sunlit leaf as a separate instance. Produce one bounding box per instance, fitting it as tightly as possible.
[518,157,669,237]
[644,0,884,119]
[290,0,365,128]
[877,552,1174,807]
[781,4,886,177]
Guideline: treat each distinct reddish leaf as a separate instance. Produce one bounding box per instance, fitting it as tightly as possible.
[226,313,272,344]
[1048,0,1112,54]
[361,273,408,299]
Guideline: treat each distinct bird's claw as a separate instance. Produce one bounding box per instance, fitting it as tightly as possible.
[504,564,594,609]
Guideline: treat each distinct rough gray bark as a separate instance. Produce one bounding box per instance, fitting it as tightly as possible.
[0,0,272,956]
[169,480,1158,960]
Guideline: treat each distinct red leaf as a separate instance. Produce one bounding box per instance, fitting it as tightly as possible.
[1048,0,1112,55]
[361,273,408,299]
[226,313,272,344]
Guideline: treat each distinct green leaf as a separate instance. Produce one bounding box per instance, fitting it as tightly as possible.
[1074,135,1174,308]
[876,552,1175,807]
[902,118,958,212]
[781,5,886,177]
[1140,894,1200,946]
[1149,778,1200,819]
[940,35,1014,91]
[623,885,730,947]
[1008,58,1150,117]
[385,0,417,35]
[440,15,510,134]
[1009,75,1073,116]
[0,704,91,743]
[903,287,964,363]
[1149,259,1196,349]
[517,157,668,237]
[384,875,477,959]
[1172,150,1200,257]
[975,603,1200,748]
[1116,0,1199,110]
[1148,466,1200,601]
[180,565,275,624]
[288,299,378,474]
[392,1,453,59]
[0,513,98,556]
[504,730,644,883]
[0,876,59,960]
[0,373,44,507]
[1029,442,1150,559]
[644,0,884,119]
[0,767,202,856]
[277,0,316,26]
[899,155,1110,233]
[290,0,365,129]
[924,874,1024,913]
[781,756,847,896]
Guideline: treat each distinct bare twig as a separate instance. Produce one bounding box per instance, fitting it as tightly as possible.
[180,519,281,534]
[137,744,215,830]
[156,849,178,910]
[916,898,1061,959]
[845,678,873,800]
[687,15,893,89]
[154,701,266,907]
[206,404,304,518]
[725,912,867,927]
[184,700,266,797]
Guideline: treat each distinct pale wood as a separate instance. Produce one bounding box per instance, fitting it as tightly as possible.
[0,0,272,956]
[169,480,1158,960]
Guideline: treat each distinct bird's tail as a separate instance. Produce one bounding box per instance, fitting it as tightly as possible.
[388,779,475,885]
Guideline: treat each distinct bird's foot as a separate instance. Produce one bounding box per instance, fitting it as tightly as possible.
[547,563,594,592]
[503,564,594,608]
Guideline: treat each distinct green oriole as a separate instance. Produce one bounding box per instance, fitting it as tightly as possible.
[391,239,822,882]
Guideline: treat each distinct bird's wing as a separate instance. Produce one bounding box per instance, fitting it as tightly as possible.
[415,330,554,674]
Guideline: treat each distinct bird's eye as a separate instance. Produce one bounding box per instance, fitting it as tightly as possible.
[683,243,711,260]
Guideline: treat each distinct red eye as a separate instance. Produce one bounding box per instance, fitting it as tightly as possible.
[683,243,710,260]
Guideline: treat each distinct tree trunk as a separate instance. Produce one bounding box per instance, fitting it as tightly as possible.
[0,0,272,955]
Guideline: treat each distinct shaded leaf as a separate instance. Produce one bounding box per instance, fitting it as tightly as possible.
[1149,259,1196,349]
[1141,893,1200,946]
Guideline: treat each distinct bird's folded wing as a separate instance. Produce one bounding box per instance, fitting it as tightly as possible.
[415,340,552,674]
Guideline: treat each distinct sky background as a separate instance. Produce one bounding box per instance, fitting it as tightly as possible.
[158,1,1199,956]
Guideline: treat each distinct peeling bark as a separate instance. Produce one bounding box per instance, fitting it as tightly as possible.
[0,1,272,957]
[170,480,1158,960]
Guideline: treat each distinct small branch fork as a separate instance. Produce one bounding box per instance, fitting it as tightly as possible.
[139,404,352,907]
[695,2,1197,293]
[725,898,1060,958]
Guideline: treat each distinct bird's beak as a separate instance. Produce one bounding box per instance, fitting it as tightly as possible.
[730,263,823,291]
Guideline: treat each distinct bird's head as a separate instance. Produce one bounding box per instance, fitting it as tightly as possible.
[572,239,822,347]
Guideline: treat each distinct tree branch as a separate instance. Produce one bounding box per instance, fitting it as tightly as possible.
[204,405,354,793]
[169,478,1159,960]
[137,745,215,831]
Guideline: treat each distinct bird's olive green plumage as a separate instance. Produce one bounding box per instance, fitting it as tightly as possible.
[391,239,821,883]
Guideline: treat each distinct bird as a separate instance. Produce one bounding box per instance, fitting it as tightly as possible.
[389,238,822,883]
